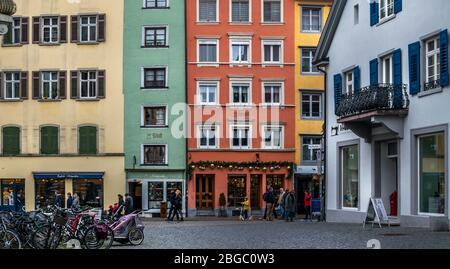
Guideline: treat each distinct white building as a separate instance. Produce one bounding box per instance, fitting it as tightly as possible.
[315,0,450,230]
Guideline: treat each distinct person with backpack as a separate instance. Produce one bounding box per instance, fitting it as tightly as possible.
[285,189,297,222]
[265,187,276,221]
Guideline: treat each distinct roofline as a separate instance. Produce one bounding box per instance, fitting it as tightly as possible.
[313,0,347,67]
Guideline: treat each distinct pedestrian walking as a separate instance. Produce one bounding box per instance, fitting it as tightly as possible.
[71,193,80,209]
[284,190,297,222]
[240,197,250,221]
[167,190,176,221]
[170,189,184,221]
[66,193,73,209]
[124,193,134,215]
[262,185,271,220]
[304,190,312,220]
[277,188,286,219]
[265,187,275,221]
[117,194,125,216]
[53,191,63,208]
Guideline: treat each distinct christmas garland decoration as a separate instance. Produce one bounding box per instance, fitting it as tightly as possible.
[187,161,296,179]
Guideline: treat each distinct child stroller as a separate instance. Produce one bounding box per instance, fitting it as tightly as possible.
[108,210,145,246]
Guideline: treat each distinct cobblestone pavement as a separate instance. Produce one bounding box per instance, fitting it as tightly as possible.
[113,219,450,249]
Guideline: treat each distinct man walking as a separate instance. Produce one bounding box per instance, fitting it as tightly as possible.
[124,193,134,215]
[265,187,275,221]
[167,190,176,221]
[66,193,73,209]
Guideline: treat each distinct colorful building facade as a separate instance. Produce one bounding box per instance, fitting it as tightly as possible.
[123,0,186,215]
[0,0,125,211]
[186,0,296,216]
[294,0,332,213]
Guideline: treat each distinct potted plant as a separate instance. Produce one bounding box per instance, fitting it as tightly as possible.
[218,193,227,217]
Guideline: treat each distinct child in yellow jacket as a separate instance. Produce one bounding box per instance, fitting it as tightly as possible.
[241,197,251,221]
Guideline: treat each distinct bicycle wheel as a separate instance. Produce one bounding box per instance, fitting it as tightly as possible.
[83,225,114,249]
[32,224,59,249]
[0,230,22,249]
[128,228,144,246]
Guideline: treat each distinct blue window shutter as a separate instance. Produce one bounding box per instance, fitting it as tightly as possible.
[370,58,379,87]
[440,29,449,87]
[370,2,379,27]
[394,0,402,14]
[393,49,402,85]
[334,74,342,115]
[408,42,421,95]
[354,66,361,95]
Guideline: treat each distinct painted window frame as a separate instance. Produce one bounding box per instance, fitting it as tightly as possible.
[41,71,59,100]
[11,17,21,44]
[261,39,283,65]
[197,0,219,23]
[230,124,252,149]
[339,142,360,211]
[197,124,220,149]
[229,38,252,65]
[379,0,395,22]
[230,0,252,23]
[261,0,284,23]
[79,70,98,99]
[197,81,219,105]
[344,70,354,95]
[381,54,393,84]
[141,105,169,128]
[262,81,284,106]
[143,0,169,9]
[261,125,284,149]
[229,78,252,105]
[142,25,168,48]
[301,47,319,74]
[301,135,322,163]
[141,66,169,90]
[79,15,98,43]
[301,6,322,33]
[301,91,322,119]
[3,72,21,100]
[141,144,168,165]
[425,36,441,85]
[197,39,219,65]
[41,16,59,44]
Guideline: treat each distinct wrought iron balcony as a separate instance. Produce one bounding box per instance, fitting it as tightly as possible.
[336,84,409,118]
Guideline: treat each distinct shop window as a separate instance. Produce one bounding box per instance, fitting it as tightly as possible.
[166,182,183,204]
[35,179,65,209]
[148,181,164,210]
[341,145,359,209]
[419,133,445,215]
[1,179,25,211]
[73,179,103,208]
[227,176,246,208]
[266,174,284,198]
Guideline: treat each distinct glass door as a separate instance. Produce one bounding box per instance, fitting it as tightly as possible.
[250,175,261,210]
[196,175,214,209]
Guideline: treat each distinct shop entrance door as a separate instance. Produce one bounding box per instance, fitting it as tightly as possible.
[196,175,214,209]
[250,175,261,210]
[128,182,142,210]
[1,180,25,212]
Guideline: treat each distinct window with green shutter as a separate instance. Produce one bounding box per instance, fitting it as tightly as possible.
[79,126,97,155]
[2,127,20,155]
[40,126,59,155]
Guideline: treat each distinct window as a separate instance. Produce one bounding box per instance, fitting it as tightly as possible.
[198,40,218,63]
[78,126,97,155]
[198,125,218,149]
[79,16,97,43]
[2,127,20,155]
[72,14,105,43]
[143,68,166,89]
[80,71,97,98]
[263,0,282,22]
[302,136,321,162]
[418,133,445,215]
[41,71,59,100]
[198,82,218,104]
[12,18,21,44]
[35,179,65,209]
[143,145,167,165]
[231,40,250,64]
[73,179,103,207]
[354,4,359,25]
[301,92,321,118]
[301,48,319,73]
[199,0,217,22]
[148,182,164,209]
[379,0,394,21]
[144,0,168,8]
[425,37,441,86]
[143,27,167,47]
[301,7,321,32]
[231,0,250,22]
[231,125,251,149]
[262,40,282,64]
[41,17,59,44]
[143,106,167,127]
[341,145,359,209]
[344,71,354,95]
[4,72,21,100]
[227,176,246,207]
[263,83,282,105]
[231,82,250,104]
[381,54,393,84]
[40,126,59,155]
[263,126,283,149]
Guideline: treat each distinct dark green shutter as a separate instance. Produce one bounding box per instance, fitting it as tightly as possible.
[440,29,449,87]
[41,126,59,155]
[2,127,20,155]
[370,58,379,87]
[353,66,361,95]
[394,0,402,14]
[408,42,421,95]
[79,126,97,155]
[370,2,379,26]
[334,74,342,115]
[3,21,12,45]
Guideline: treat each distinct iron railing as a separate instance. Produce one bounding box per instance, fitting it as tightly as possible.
[336,84,409,118]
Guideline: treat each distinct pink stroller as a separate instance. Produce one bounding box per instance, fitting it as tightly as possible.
[108,209,145,246]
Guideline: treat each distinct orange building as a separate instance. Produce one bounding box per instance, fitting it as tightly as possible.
[187,0,296,216]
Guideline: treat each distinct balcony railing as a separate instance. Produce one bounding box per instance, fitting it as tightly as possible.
[336,84,409,118]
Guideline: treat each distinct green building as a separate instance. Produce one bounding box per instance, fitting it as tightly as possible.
[124,0,186,215]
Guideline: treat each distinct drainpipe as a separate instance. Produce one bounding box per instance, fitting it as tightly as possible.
[317,64,327,222]
[184,0,189,218]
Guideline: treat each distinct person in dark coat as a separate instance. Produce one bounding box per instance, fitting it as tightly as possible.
[117,194,125,216]
[170,189,184,221]
[167,190,176,221]
[265,187,276,221]
[66,193,73,209]
[124,193,134,215]
[284,190,297,222]
[53,191,63,208]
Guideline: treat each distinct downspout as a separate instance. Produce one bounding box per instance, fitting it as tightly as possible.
[317,64,327,222]
[184,0,189,218]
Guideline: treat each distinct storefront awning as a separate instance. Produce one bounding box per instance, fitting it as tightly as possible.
[33,172,104,180]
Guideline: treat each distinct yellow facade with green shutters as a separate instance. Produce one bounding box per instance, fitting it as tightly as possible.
[294,1,332,180]
[0,0,124,211]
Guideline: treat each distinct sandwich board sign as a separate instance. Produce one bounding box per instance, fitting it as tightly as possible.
[363,198,390,228]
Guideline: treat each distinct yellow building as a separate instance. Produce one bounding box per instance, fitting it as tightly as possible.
[0,0,124,211]
[294,0,332,202]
